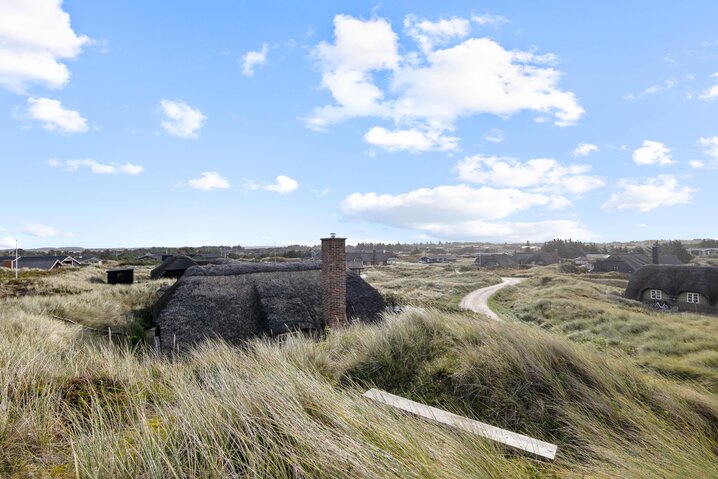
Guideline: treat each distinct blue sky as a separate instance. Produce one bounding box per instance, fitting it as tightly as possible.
[1,1,717,248]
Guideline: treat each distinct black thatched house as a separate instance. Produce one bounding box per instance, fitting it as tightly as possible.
[152,236,385,354]
[625,265,718,314]
[513,252,558,266]
[150,255,232,280]
[592,252,682,274]
[475,253,516,268]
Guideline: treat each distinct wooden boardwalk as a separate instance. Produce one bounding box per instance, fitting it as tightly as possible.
[363,389,557,461]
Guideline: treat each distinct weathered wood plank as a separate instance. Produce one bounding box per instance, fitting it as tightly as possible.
[363,388,558,461]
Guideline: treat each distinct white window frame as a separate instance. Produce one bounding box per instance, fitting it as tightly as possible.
[650,289,662,300]
[686,292,700,304]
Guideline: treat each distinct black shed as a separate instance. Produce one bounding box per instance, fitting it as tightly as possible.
[107,268,134,285]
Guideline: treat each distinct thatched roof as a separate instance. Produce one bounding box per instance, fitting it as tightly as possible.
[625,265,718,305]
[150,255,198,280]
[475,253,516,267]
[153,261,385,353]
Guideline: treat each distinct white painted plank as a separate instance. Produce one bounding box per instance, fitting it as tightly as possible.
[363,388,557,461]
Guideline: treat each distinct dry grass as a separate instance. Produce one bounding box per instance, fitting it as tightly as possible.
[493,269,718,392]
[2,266,718,477]
[364,261,501,310]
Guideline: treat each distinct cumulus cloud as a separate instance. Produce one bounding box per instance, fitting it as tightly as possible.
[455,155,605,195]
[24,223,59,237]
[160,99,206,139]
[341,184,592,241]
[241,43,268,77]
[602,175,695,212]
[0,0,91,91]
[308,14,583,151]
[632,140,675,165]
[698,73,718,101]
[699,136,718,164]
[26,97,87,133]
[48,158,143,175]
[572,142,598,157]
[0,236,18,249]
[188,172,230,191]
[364,126,459,152]
[404,15,470,54]
[690,160,705,169]
[263,175,299,194]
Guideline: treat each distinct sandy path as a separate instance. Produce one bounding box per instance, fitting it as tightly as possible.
[459,277,525,320]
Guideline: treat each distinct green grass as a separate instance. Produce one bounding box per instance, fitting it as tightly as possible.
[493,269,718,392]
[2,266,718,477]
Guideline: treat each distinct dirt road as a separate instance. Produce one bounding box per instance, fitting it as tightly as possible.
[459,277,525,320]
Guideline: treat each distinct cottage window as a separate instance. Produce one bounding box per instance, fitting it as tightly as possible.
[686,292,700,304]
[650,289,662,300]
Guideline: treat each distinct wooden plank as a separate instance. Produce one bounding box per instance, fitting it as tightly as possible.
[363,388,557,461]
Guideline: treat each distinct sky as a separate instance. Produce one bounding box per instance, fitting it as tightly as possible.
[1,1,717,249]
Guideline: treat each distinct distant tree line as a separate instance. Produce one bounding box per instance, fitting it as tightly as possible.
[540,239,601,258]
[697,238,718,248]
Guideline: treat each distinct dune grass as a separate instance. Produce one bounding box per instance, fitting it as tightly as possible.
[493,269,718,392]
[2,266,718,477]
[363,261,501,311]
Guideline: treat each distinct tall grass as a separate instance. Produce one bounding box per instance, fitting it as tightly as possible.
[494,271,718,392]
[2,266,718,477]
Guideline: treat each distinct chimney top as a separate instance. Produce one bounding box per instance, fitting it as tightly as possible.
[330,233,336,238]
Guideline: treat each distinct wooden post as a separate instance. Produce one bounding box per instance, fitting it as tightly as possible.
[108,327,112,347]
[153,327,161,357]
[363,389,558,461]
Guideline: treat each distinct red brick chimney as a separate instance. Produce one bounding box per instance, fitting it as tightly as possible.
[321,233,347,328]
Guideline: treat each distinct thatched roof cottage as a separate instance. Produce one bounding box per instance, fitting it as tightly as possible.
[152,236,385,354]
[625,265,718,314]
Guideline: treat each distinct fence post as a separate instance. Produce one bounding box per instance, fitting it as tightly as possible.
[154,327,161,358]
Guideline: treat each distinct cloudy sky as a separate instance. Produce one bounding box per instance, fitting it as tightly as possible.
[1,1,717,248]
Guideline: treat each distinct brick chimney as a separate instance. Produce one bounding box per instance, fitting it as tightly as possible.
[652,242,659,264]
[321,233,346,328]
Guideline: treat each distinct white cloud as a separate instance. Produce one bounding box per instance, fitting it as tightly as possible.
[632,140,675,165]
[26,97,87,133]
[49,158,143,175]
[602,175,695,212]
[24,223,59,237]
[572,142,598,157]
[341,184,592,241]
[0,0,91,91]
[241,43,268,77]
[455,155,604,195]
[364,126,459,152]
[0,236,18,249]
[188,172,230,191]
[644,78,677,94]
[404,15,470,54]
[160,99,206,139]
[263,175,299,194]
[471,13,509,27]
[690,160,705,169]
[308,14,583,150]
[699,136,718,164]
[698,73,718,101]
[484,128,504,143]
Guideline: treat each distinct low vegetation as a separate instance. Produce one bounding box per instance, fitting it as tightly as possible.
[1,266,718,478]
[363,261,500,310]
[493,268,718,392]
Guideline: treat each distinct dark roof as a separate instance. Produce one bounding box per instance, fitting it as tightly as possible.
[625,265,718,306]
[153,261,385,353]
[513,252,558,265]
[150,255,199,280]
[475,253,516,267]
[16,257,62,270]
[596,253,683,272]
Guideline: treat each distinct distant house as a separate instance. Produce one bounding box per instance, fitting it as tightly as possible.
[592,253,682,274]
[419,254,456,264]
[513,252,558,266]
[138,253,164,261]
[475,253,516,268]
[687,248,718,257]
[0,255,80,271]
[319,250,396,266]
[625,265,718,314]
[80,256,103,265]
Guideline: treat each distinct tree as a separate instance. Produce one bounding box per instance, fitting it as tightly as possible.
[660,240,692,263]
